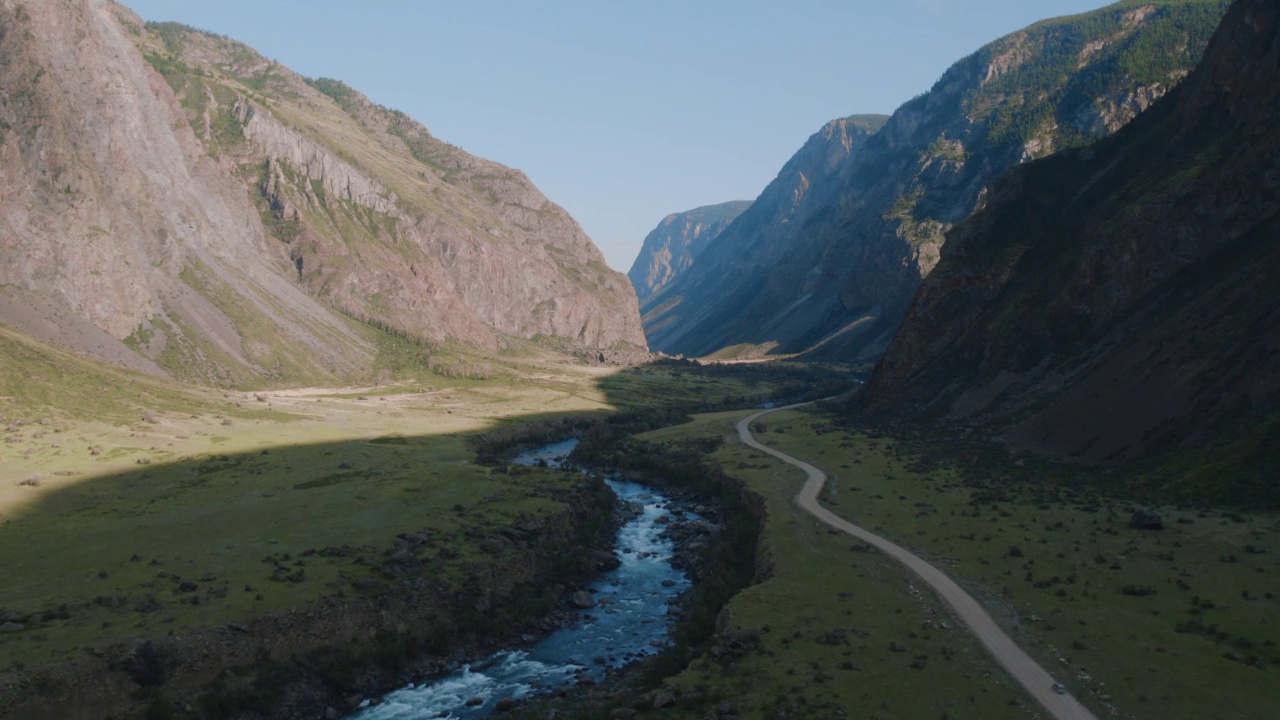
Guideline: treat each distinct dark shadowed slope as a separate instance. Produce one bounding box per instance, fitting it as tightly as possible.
[865,0,1279,489]
[642,114,888,356]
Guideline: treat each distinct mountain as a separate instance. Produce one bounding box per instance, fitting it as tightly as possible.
[643,0,1230,360]
[642,114,888,355]
[628,200,751,304]
[863,0,1278,498]
[0,0,644,387]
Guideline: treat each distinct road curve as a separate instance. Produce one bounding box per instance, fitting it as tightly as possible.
[736,403,1099,720]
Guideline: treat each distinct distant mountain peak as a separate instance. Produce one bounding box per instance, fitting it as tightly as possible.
[641,0,1230,360]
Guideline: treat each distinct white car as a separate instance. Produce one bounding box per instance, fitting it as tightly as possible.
[1052,682,1067,695]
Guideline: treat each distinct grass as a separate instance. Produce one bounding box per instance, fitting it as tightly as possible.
[653,407,1280,720]
[0,326,211,422]
[6,325,1272,717]
[634,413,1031,720]
[0,327,797,674]
[0,388,557,667]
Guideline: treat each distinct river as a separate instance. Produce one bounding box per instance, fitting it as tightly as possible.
[349,439,695,719]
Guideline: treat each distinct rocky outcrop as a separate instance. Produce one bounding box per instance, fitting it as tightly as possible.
[864,0,1279,473]
[235,101,398,216]
[628,201,751,303]
[644,1,1230,360]
[0,0,644,387]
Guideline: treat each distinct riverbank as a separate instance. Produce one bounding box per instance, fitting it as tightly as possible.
[0,470,617,720]
[484,421,770,720]
[346,439,733,719]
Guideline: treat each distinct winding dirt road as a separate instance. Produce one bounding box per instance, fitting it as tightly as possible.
[737,404,1099,720]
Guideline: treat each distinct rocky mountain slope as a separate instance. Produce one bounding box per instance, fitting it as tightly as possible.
[0,0,644,387]
[628,200,751,304]
[644,0,1230,359]
[642,114,888,355]
[864,0,1278,489]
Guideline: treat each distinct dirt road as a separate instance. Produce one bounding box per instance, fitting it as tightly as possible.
[737,404,1099,720]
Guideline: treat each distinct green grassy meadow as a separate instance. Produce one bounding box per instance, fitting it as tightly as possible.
[9,320,1270,720]
[637,413,1031,720]
[0,327,794,674]
[636,407,1279,720]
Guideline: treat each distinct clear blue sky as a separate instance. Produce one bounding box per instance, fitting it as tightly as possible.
[123,0,1113,272]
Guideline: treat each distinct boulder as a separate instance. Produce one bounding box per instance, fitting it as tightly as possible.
[591,550,622,570]
[1130,510,1164,530]
[571,591,596,609]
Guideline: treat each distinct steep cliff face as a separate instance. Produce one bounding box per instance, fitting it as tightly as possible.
[645,0,1230,359]
[864,0,1279,476]
[0,1,644,387]
[0,0,372,385]
[642,115,888,354]
[144,24,645,355]
[628,201,751,304]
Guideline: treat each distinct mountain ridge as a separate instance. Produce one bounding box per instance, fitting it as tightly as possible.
[641,113,889,355]
[0,0,645,388]
[642,0,1230,360]
[627,200,752,304]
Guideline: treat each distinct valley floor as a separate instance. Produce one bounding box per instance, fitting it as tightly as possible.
[3,338,1274,720]
[635,407,1279,720]
[0,331,804,718]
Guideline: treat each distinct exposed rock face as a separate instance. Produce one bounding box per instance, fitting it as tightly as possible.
[0,0,644,385]
[644,1,1229,359]
[628,201,751,304]
[0,0,374,385]
[865,0,1279,472]
[218,67,646,353]
[642,115,888,355]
